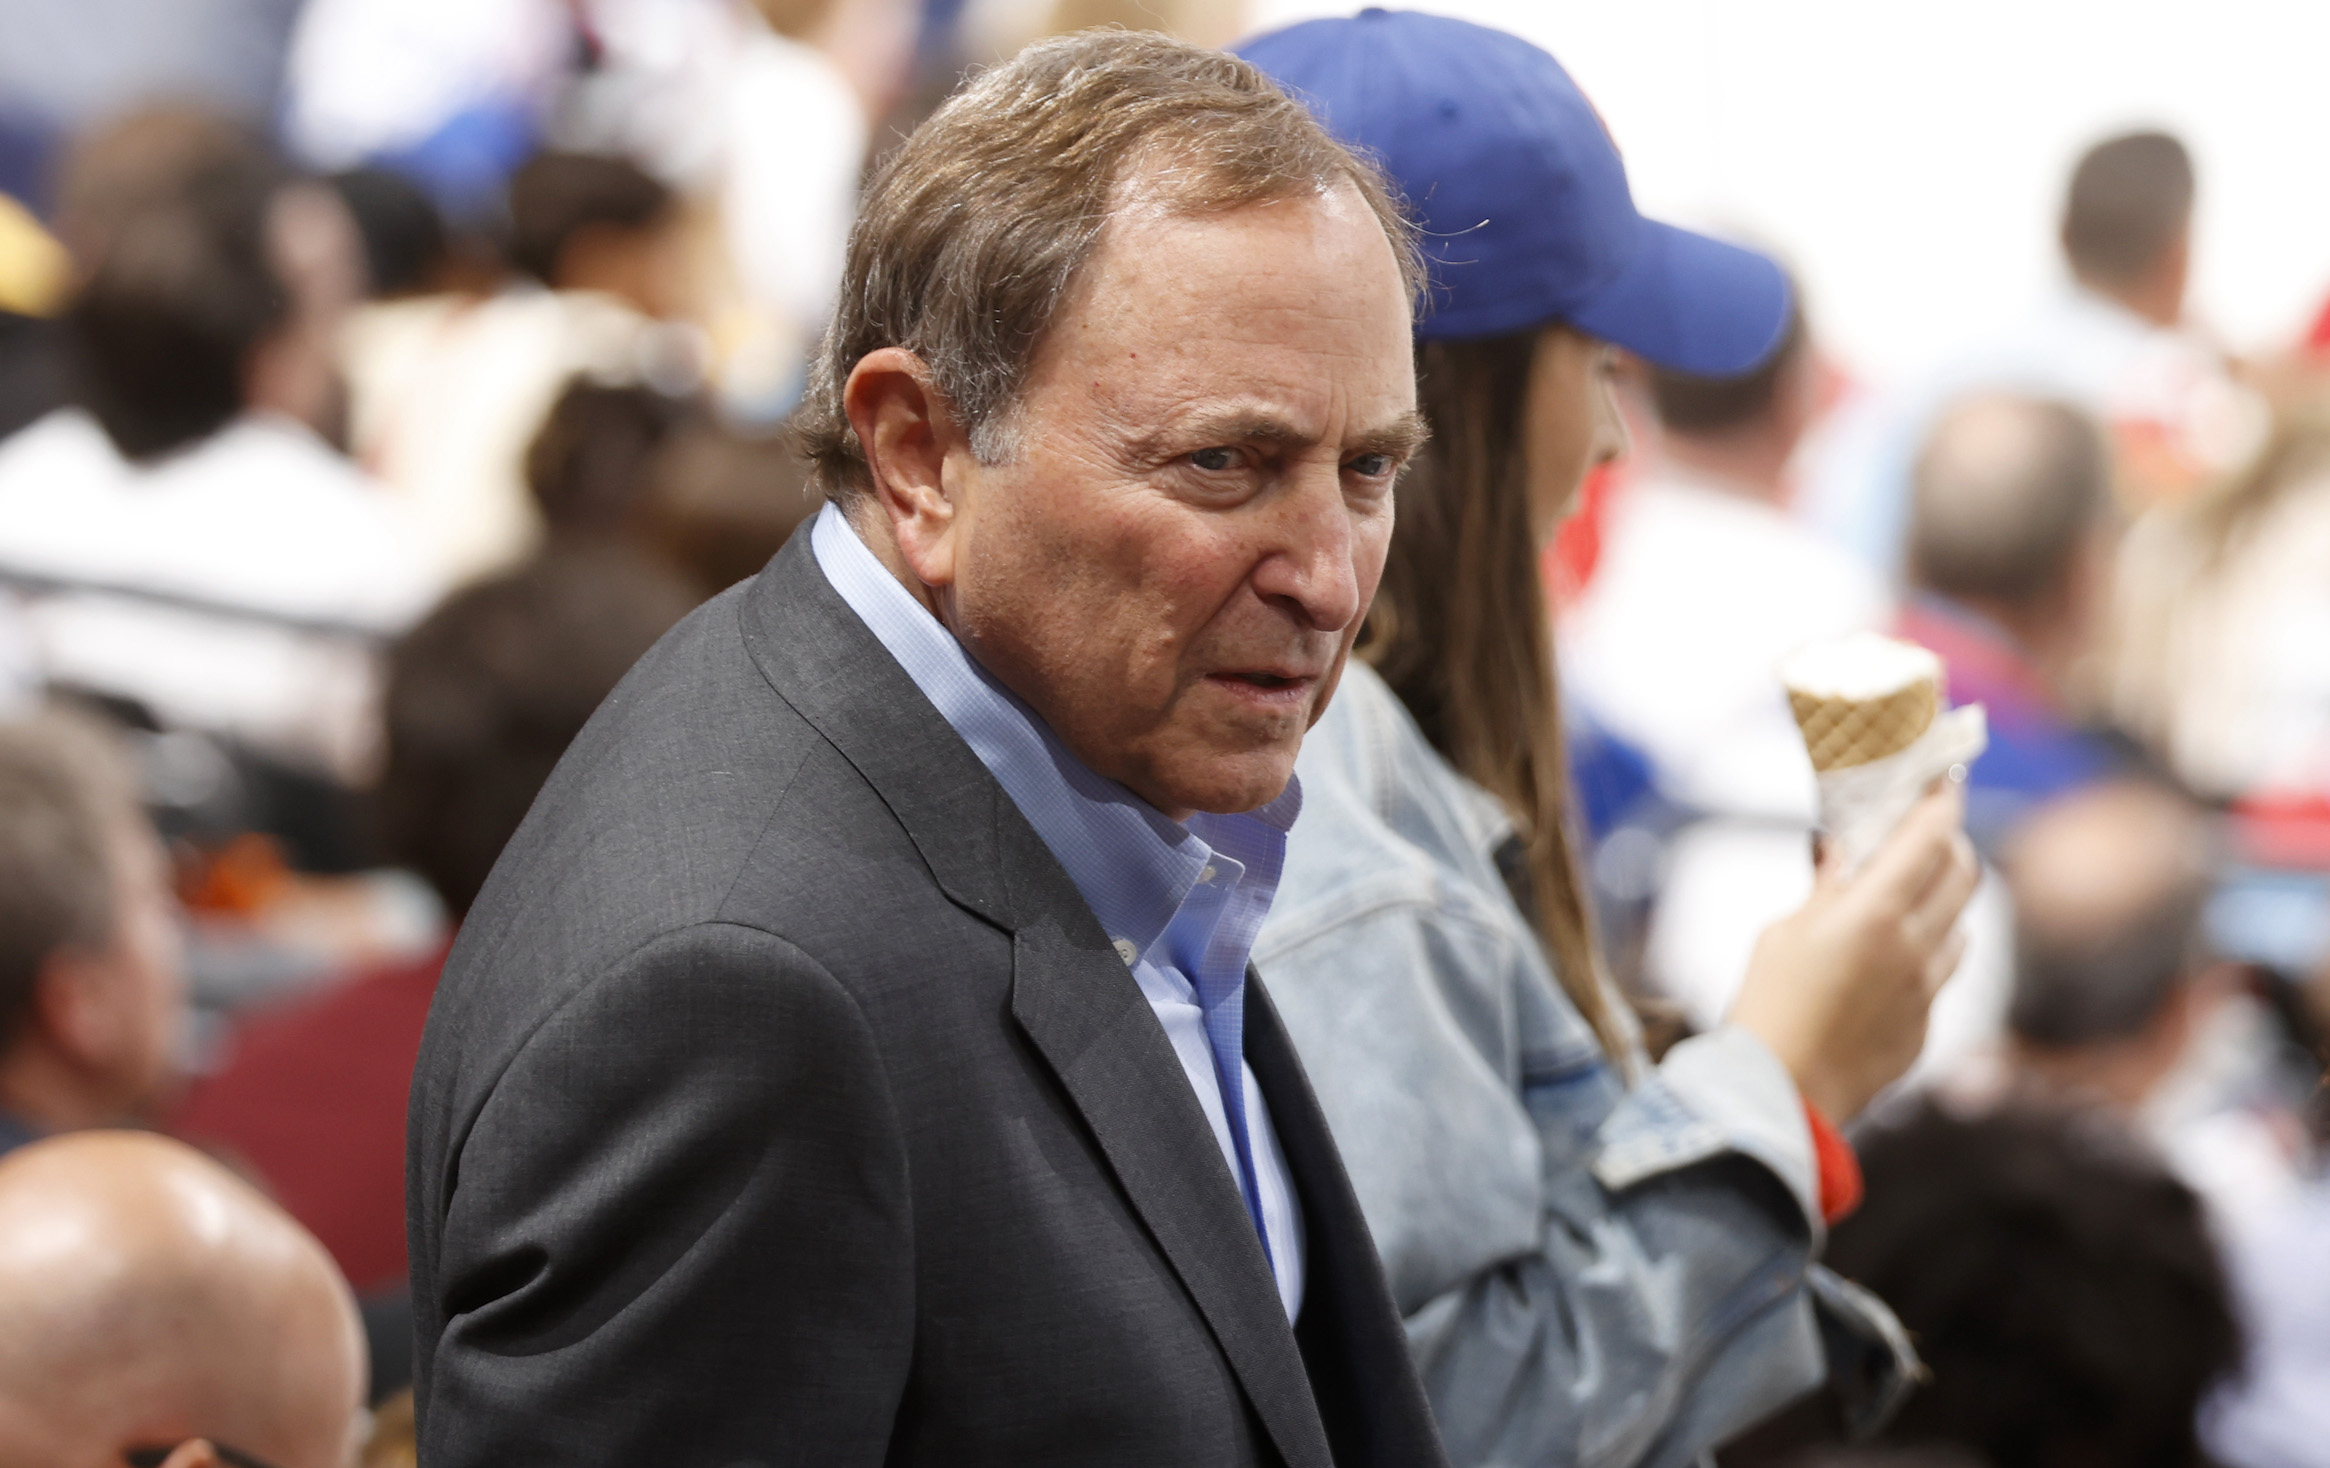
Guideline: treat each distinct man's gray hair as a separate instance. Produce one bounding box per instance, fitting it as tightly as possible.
[0,713,139,1047]
[1909,393,2109,608]
[795,28,1423,503]
[2006,780,2216,1048]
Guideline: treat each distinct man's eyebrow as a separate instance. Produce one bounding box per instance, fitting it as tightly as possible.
[1133,409,1306,458]
[1350,411,1432,460]
[1132,407,1432,461]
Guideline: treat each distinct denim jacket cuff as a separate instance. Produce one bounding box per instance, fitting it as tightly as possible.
[1589,1025,1823,1237]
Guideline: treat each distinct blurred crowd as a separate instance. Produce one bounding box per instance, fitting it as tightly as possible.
[0,1,2327,1465]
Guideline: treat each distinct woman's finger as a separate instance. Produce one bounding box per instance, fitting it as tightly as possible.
[1905,832,1981,949]
[1921,923,1969,999]
[1857,784,1968,910]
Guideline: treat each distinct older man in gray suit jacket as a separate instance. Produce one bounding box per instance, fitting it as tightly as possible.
[406,29,1446,1468]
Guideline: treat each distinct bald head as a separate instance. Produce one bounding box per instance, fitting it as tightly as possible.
[2004,781,2215,1049]
[0,1132,365,1468]
[1910,394,2109,612]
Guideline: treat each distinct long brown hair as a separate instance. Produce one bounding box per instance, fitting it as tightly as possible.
[1360,331,1624,1056]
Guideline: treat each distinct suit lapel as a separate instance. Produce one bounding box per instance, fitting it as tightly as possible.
[1003,810,1334,1468]
[737,531,1012,930]
[740,533,1338,1467]
[1246,975,1453,1468]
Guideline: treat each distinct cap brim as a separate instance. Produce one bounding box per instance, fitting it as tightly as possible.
[1563,218,1793,376]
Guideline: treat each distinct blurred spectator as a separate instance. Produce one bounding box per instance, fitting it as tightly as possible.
[374,544,697,919]
[1899,394,2125,850]
[0,1130,365,1468]
[172,545,695,1296]
[0,111,439,784]
[46,106,272,272]
[525,374,817,593]
[2002,780,2220,1111]
[0,714,185,1152]
[1804,129,2264,572]
[1822,1102,2240,1468]
[2060,133,2191,318]
[507,150,690,317]
[2111,380,2330,797]
[525,379,697,539]
[636,414,819,595]
[328,167,452,299]
[1997,780,2305,1226]
[1,109,266,458]
[1566,299,1889,823]
[340,150,695,586]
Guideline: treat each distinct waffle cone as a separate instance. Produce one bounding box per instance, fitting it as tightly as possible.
[1787,676,1938,772]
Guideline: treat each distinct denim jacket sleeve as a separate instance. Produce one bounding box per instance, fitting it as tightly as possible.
[1257,664,1912,1468]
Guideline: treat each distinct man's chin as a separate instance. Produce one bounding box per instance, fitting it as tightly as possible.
[1135,745,1303,820]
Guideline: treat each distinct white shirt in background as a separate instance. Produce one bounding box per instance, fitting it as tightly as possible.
[0,408,440,775]
[556,2,872,420]
[282,0,571,171]
[340,286,669,587]
[1562,467,1891,824]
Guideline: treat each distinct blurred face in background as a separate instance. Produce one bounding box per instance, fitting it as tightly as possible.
[246,182,365,440]
[553,205,697,322]
[1523,324,1628,541]
[869,184,1421,819]
[81,821,187,1124]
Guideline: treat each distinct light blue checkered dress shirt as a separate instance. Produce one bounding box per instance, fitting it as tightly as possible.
[809,503,1307,1319]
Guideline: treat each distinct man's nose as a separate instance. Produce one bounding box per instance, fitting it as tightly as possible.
[1248,466,1367,633]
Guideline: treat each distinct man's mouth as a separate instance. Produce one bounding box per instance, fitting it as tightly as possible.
[1207,669,1319,705]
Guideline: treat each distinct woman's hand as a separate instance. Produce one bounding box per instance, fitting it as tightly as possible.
[1727,784,1980,1121]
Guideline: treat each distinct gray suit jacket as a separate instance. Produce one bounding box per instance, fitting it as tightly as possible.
[406,530,1448,1467]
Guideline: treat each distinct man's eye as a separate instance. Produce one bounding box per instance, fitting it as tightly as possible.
[1346,453,1395,478]
[1190,447,1238,472]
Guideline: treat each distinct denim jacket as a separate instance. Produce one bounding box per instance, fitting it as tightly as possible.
[1258,662,1914,1468]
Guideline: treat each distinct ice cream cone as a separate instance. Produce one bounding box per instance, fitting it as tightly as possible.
[1780,634,1944,773]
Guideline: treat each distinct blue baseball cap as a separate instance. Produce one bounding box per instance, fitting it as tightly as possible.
[1236,8,1792,372]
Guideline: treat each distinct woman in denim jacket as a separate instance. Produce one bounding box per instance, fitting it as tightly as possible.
[1239,16,1981,1468]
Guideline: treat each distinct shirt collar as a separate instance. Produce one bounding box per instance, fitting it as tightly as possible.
[807,501,1300,962]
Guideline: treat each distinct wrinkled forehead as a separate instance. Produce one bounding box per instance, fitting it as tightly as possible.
[1036,179,1418,431]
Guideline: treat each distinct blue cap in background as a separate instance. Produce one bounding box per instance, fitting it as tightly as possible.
[1236,8,1792,373]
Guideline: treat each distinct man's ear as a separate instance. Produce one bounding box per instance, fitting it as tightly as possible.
[843,347,972,589]
[29,945,112,1070]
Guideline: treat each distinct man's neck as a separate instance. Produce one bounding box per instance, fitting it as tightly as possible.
[1659,430,1793,508]
[2008,1022,2184,1116]
[1959,593,2086,697]
[844,496,953,623]
[0,1049,121,1136]
[2077,270,2182,331]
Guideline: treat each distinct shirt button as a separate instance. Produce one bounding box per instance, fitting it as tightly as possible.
[1199,866,1218,884]
[1112,938,1139,966]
